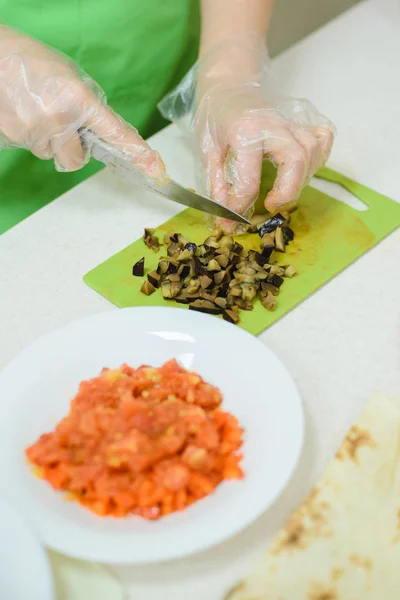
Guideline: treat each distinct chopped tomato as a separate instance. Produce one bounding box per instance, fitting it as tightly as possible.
[25,360,244,519]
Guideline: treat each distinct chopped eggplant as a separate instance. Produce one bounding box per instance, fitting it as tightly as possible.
[261,245,274,261]
[268,274,284,288]
[247,224,258,234]
[189,300,222,315]
[254,252,269,267]
[166,260,178,275]
[157,259,169,275]
[167,241,180,257]
[177,234,189,246]
[237,265,257,276]
[166,273,181,283]
[143,229,160,252]
[204,236,220,249]
[269,265,285,276]
[261,282,280,297]
[254,271,268,281]
[200,274,213,289]
[147,270,161,288]
[215,297,227,310]
[241,283,258,302]
[186,278,200,294]
[132,257,145,277]
[258,213,286,236]
[185,242,197,253]
[284,265,297,278]
[196,245,208,257]
[223,309,239,324]
[282,226,295,243]
[233,297,253,311]
[178,264,191,279]
[141,280,156,296]
[235,273,256,285]
[161,280,182,299]
[213,229,223,241]
[230,285,242,297]
[177,248,194,262]
[215,253,229,268]
[229,253,241,267]
[214,270,228,286]
[261,291,277,311]
[207,259,221,272]
[220,236,234,250]
[201,291,217,302]
[275,227,286,252]
[193,257,207,276]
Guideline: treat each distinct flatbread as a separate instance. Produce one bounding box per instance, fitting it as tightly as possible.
[226,393,400,600]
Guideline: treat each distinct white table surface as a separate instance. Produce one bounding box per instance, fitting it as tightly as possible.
[1,0,399,598]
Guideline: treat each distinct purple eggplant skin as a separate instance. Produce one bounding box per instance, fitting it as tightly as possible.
[132,257,145,277]
[258,213,286,236]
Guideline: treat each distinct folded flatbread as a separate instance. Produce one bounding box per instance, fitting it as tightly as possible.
[226,393,400,600]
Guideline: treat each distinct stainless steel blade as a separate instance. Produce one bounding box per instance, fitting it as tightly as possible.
[90,139,250,225]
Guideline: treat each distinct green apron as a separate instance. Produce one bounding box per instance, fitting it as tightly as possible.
[0,1,199,234]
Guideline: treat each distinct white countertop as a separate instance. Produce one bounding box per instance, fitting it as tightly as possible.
[1,0,400,598]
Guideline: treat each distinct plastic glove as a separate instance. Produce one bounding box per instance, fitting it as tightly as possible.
[0,26,165,178]
[159,35,334,231]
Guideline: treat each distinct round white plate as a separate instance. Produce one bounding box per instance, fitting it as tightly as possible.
[0,307,303,564]
[0,495,54,600]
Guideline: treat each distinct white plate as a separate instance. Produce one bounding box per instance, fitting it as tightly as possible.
[0,307,303,564]
[0,496,54,600]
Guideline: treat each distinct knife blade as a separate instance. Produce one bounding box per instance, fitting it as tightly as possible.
[89,137,250,225]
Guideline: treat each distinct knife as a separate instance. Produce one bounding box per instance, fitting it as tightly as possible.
[89,137,250,225]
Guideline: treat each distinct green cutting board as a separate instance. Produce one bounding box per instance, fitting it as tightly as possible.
[84,167,400,335]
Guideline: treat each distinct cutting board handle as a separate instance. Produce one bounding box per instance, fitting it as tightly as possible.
[315,166,400,235]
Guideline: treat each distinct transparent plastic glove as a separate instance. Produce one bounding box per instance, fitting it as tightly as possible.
[0,26,165,178]
[159,35,335,231]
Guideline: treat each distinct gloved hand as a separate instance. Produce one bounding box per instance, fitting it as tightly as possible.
[160,35,334,231]
[0,26,165,178]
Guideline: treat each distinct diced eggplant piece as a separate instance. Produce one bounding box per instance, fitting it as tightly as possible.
[166,260,178,275]
[196,245,208,257]
[143,229,160,252]
[214,270,227,286]
[213,229,223,241]
[215,245,230,256]
[237,265,257,276]
[167,241,180,257]
[177,234,189,246]
[241,284,258,302]
[220,236,234,250]
[230,284,242,297]
[255,271,268,281]
[166,273,181,282]
[261,245,274,261]
[157,259,169,275]
[177,248,194,262]
[268,274,284,288]
[261,291,277,311]
[275,227,286,252]
[235,273,256,285]
[269,265,285,276]
[247,224,258,234]
[284,265,297,278]
[147,270,161,288]
[201,291,217,303]
[282,226,295,244]
[186,278,200,294]
[189,300,222,315]
[207,259,221,272]
[132,257,145,277]
[141,280,156,296]
[223,309,239,325]
[200,274,213,289]
[215,253,229,268]
[178,264,191,278]
[233,297,253,311]
[261,282,280,297]
[162,280,182,299]
[258,213,286,236]
[174,294,198,305]
[193,257,207,276]
[254,252,269,267]
[231,242,243,255]
[260,231,275,250]
[163,232,176,245]
[229,253,241,267]
[215,297,227,310]
[204,236,220,249]
[185,242,197,253]
[217,281,230,297]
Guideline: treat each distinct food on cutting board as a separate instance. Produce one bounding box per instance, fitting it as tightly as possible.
[26,360,244,520]
[143,228,160,252]
[136,213,296,323]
